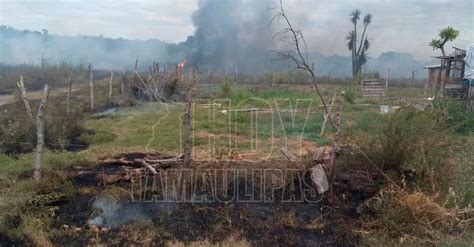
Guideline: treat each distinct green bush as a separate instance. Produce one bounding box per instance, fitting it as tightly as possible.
[220,80,232,98]
[344,87,357,104]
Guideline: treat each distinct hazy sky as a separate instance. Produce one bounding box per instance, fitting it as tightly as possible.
[1,0,472,60]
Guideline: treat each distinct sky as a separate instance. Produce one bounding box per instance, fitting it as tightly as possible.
[1,0,472,60]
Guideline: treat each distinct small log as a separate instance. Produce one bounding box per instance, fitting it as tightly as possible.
[135,159,158,175]
[101,155,183,167]
[101,158,135,165]
[280,147,296,161]
[144,155,184,164]
[16,75,34,121]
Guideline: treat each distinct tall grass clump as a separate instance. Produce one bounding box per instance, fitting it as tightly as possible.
[345,100,473,243]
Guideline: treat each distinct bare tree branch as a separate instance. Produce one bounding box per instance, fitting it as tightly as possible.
[270,0,336,129]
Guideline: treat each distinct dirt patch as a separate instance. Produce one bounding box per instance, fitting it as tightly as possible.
[191,131,318,161]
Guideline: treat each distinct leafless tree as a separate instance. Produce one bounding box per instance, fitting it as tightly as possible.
[133,59,168,102]
[270,0,335,128]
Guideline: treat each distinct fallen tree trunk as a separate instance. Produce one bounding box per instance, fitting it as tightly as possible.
[101,155,183,168]
[280,147,296,161]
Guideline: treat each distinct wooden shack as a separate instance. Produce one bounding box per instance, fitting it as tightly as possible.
[424,47,466,95]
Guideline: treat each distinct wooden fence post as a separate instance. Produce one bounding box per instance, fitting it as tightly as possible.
[34,84,49,183]
[66,74,73,115]
[16,75,34,121]
[109,70,114,100]
[334,91,345,148]
[183,89,192,165]
[88,64,94,111]
[328,91,345,202]
[272,72,276,88]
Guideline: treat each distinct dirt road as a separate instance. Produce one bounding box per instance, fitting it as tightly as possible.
[0,86,81,106]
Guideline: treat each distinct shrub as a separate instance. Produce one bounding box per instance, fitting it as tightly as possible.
[0,99,36,155]
[45,99,87,151]
[220,80,232,98]
[346,107,462,195]
[0,96,88,155]
[347,107,472,244]
[344,87,357,104]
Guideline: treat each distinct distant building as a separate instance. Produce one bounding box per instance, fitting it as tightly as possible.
[424,47,466,95]
[424,45,473,110]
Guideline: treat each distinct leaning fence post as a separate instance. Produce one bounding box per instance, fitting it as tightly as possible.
[320,90,338,136]
[88,64,94,111]
[34,84,49,183]
[16,74,34,121]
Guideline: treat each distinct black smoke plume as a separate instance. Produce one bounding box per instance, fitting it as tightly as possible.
[181,0,277,73]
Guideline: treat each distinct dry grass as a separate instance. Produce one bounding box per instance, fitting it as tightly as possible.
[359,185,473,244]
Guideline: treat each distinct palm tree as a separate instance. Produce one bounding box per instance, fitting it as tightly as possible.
[347,9,372,78]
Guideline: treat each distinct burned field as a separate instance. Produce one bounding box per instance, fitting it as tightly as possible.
[5,151,380,246]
